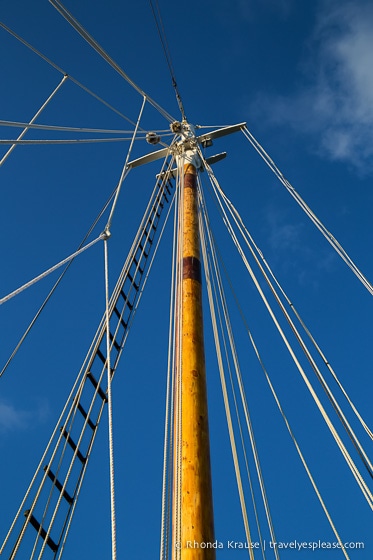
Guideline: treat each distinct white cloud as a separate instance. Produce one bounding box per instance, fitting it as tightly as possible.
[251,0,373,172]
[0,398,50,434]
[264,203,338,286]
[0,400,27,433]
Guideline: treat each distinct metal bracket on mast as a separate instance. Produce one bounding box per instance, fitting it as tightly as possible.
[127,121,246,170]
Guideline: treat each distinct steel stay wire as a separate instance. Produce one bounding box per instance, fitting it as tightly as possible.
[198,181,278,560]
[105,96,147,232]
[215,247,351,559]
[202,145,373,441]
[200,146,373,449]
[199,192,255,559]
[0,74,68,166]
[49,0,175,124]
[0,137,155,145]
[0,119,171,134]
[104,238,118,560]
[199,167,358,558]
[0,234,106,306]
[202,162,373,508]
[0,181,120,378]
[241,126,373,297]
[224,191,373,441]
[0,21,139,129]
[159,176,180,560]
[204,159,373,474]
[149,0,186,121]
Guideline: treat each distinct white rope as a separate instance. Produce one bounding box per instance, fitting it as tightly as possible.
[217,183,373,441]
[0,74,68,166]
[199,196,255,559]
[241,126,373,296]
[0,137,146,144]
[49,0,175,123]
[106,96,147,230]
[206,168,373,474]
[204,166,373,509]
[0,233,105,306]
[0,270,112,555]
[0,120,138,134]
[160,181,179,560]
[0,185,117,378]
[173,162,184,560]
[104,237,117,560]
[248,327,351,560]
[2,171,176,556]
[199,183,277,560]
[103,157,177,362]
[0,22,141,128]
[211,237,352,559]
[199,169,356,558]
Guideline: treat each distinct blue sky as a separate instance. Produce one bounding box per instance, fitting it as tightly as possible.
[1,0,373,558]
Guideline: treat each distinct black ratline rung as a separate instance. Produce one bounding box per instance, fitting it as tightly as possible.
[60,429,86,463]
[86,370,108,401]
[109,332,121,352]
[77,402,96,430]
[113,306,128,329]
[24,511,58,553]
[119,289,134,309]
[43,466,73,504]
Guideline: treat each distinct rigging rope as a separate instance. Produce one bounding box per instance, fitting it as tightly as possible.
[199,209,255,559]
[159,192,179,560]
[173,162,185,560]
[0,176,124,379]
[205,163,373,474]
[104,237,118,560]
[1,166,176,559]
[105,96,147,231]
[0,74,68,166]
[0,120,145,134]
[0,137,150,145]
[244,309,351,560]
[0,233,105,306]
[225,193,373,441]
[49,0,175,123]
[149,0,186,121]
[202,208,352,558]
[199,182,278,560]
[241,126,373,297]
[0,22,138,128]
[202,161,373,509]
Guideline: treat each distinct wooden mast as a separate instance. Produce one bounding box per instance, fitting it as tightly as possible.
[172,129,215,559]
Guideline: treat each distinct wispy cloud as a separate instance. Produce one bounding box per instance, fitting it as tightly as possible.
[264,203,337,286]
[251,0,373,173]
[0,400,27,433]
[0,398,49,434]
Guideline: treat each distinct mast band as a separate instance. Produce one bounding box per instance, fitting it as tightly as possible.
[183,256,201,283]
[184,172,197,189]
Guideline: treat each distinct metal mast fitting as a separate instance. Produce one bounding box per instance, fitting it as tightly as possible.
[173,121,215,559]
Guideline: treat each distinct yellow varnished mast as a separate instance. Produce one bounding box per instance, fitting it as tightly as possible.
[127,120,244,559]
[172,125,215,559]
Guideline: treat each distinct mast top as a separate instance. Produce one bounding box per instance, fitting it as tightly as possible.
[127,122,246,170]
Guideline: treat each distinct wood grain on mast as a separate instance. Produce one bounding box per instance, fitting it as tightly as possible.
[172,126,215,559]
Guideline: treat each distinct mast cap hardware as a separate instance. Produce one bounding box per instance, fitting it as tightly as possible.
[201,137,213,148]
[146,131,161,145]
[170,121,182,133]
